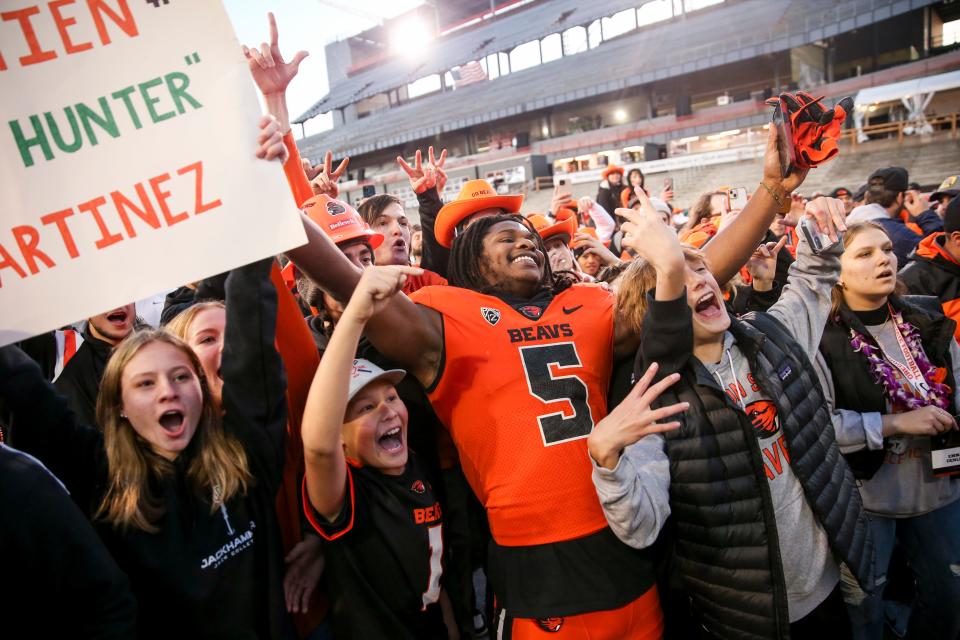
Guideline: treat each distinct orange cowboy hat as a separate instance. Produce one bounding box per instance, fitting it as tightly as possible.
[528,213,577,244]
[435,179,524,248]
[601,165,624,180]
[554,206,578,222]
[302,194,383,249]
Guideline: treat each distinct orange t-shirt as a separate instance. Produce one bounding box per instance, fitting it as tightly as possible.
[410,284,614,547]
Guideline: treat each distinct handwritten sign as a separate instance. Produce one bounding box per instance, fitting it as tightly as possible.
[0,0,306,346]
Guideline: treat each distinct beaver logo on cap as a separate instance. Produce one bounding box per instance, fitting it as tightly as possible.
[326,201,346,215]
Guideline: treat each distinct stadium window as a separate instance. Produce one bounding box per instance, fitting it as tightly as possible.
[562,26,588,55]
[541,33,563,63]
[510,40,542,72]
[944,19,960,46]
[602,9,638,40]
[499,51,512,75]
[407,74,442,99]
[637,0,673,27]
[588,19,603,48]
[482,54,500,79]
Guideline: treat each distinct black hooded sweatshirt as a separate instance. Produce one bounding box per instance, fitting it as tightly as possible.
[2,258,292,640]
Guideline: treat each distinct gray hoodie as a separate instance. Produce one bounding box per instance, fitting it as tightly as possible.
[592,232,845,621]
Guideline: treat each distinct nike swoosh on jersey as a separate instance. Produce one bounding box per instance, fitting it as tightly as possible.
[562,305,583,314]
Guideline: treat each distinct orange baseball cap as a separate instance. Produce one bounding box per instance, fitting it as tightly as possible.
[435,179,523,248]
[528,213,577,244]
[302,194,383,249]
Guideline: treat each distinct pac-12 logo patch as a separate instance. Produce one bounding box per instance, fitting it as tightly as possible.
[481,307,500,326]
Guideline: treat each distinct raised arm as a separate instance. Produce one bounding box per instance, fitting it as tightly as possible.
[766,197,847,359]
[703,126,808,285]
[302,265,422,519]
[219,257,288,480]
[242,12,315,206]
[400,147,449,276]
[612,189,687,357]
[284,217,443,381]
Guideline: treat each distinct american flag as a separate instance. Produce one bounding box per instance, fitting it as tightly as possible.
[451,61,488,88]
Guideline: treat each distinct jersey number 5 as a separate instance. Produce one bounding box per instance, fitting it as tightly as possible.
[520,342,595,446]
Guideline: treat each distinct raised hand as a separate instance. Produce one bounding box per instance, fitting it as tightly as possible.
[659,185,674,204]
[746,235,788,290]
[301,158,322,181]
[763,125,808,195]
[904,190,928,218]
[397,150,437,194]
[345,265,423,322]
[427,146,448,194]
[242,12,308,98]
[573,233,620,267]
[551,184,575,213]
[310,151,350,198]
[617,189,684,274]
[804,196,847,244]
[587,362,688,469]
[255,115,288,163]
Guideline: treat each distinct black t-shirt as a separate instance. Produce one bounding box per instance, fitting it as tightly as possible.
[305,454,447,640]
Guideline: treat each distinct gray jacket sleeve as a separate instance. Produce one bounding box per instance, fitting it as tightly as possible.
[590,433,671,549]
[813,352,884,453]
[767,232,842,360]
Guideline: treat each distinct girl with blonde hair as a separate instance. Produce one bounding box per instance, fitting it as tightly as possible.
[1,258,292,639]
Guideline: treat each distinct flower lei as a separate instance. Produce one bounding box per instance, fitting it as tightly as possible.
[847,308,951,412]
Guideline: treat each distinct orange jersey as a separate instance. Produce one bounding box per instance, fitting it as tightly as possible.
[402,269,447,295]
[410,284,614,546]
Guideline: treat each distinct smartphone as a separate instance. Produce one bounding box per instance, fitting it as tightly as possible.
[727,187,748,211]
[798,216,843,255]
[772,97,797,179]
[558,179,566,186]
[663,177,674,191]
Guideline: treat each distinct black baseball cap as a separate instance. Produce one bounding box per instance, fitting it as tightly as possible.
[945,196,960,234]
[868,167,909,193]
[931,175,959,201]
[853,183,868,202]
[830,187,851,198]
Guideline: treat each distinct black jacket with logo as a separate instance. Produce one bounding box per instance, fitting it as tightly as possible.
[2,258,292,639]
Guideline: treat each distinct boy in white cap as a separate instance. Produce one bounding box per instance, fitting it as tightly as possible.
[301,264,451,639]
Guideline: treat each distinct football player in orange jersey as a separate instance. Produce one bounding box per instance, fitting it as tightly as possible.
[286,126,807,638]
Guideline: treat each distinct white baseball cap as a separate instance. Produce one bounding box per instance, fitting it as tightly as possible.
[348,359,406,402]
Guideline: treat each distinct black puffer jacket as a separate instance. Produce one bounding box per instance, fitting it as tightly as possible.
[640,296,873,639]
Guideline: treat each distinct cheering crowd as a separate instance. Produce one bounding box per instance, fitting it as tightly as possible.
[3,13,960,640]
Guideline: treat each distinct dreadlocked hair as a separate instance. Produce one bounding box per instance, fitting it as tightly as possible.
[448,213,576,295]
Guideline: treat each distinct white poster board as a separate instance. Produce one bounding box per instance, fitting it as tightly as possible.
[0,0,306,346]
